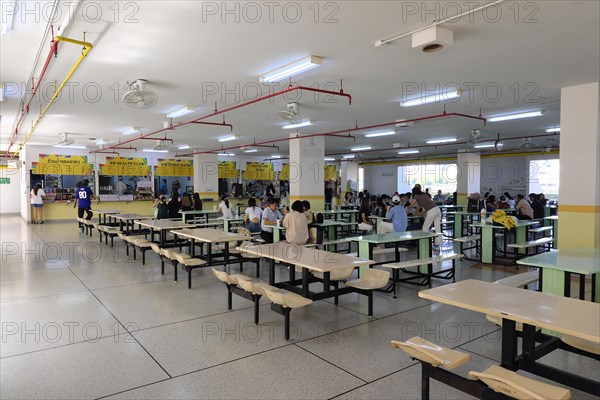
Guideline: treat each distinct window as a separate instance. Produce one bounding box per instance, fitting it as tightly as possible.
[398,163,458,195]
[529,159,559,200]
[358,167,364,192]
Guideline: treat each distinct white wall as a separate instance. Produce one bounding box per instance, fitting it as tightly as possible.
[364,164,398,195]
[0,160,22,214]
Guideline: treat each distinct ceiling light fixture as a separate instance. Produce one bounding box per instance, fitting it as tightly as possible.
[122,127,141,136]
[365,130,396,138]
[1,0,17,36]
[426,138,457,144]
[473,143,495,149]
[343,155,356,159]
[244,148,258,153]
[488,110,544,122]
[259,55,323,83]
[270,155,281,159]
[282,120,315,130]
[400,89,463,107]
[324,157,336,161]
[142,149,169,153]
[53,144,87,149]
[397,149,420,155]
[166,106,196,119]
[218,152,235,156]
[218,135,239,142]
[546,127,560,133]
[177,145,190,150]
[351,146,371,152]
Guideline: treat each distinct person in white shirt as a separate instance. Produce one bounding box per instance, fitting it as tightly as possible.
[261,198,284,243]
[30,184,46,224]
[283,200,309,245]
[218,195,233,218]
[244,198,262,233]
[115,176,126,195]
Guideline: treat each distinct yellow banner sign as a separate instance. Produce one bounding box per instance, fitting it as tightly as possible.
[279,163,289,181]
[243,162,275,181]
[324,164,338,181]
[31,154,94,175]
[99,157,151,176]
[219,161,238,179]
[154,159,193,177]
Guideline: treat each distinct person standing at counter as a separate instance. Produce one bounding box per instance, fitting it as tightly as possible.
[30,183,46,224]
[75,179,94,230]
[115,176,126,195]
[168,192,181,219]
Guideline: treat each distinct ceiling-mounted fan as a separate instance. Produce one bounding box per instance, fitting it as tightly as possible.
[153,140,168,151]
[519,137,536,149]
[122,79,158,108]
[468,129,482,143]
[278,102,301,123]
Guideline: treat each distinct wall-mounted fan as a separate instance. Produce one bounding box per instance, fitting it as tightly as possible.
[469,129,482,143]
[153,140,168,150]
[122,79,158,108]
[519,137,535,149]
[278,102,301,123]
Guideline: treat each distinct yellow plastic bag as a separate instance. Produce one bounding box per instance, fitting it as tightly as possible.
[492,210,516,230]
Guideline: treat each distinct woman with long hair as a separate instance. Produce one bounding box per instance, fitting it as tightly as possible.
[218,195,232,218]
[181,192,193,212]
[168,192,181,219]
[407,185,442,247]
[30,184,46,224]
[357,197,374,233]
[244,198,262,233]
[192,193,203,211]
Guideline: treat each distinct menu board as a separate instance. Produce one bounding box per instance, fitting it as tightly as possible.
[154,159,193,177]
[242,162,275,181]
[218,161,238,179]
[99,157,151,176]
[32,154,93,175]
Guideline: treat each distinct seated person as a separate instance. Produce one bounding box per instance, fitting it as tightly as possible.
[433,190,445,203]
[378,194,408,234]
[515,194,534,220]
[497,195,510,209]
[357,197,374,234]
[301,200,314,223]
[244,198,262,233]
[260,198,284,243]
[486,195,499,212]
[283,200,309,245]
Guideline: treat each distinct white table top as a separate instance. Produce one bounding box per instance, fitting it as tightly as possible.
[242,243,374,273]
[517,248,600,275]
[470,220,539,229]
[350,231,439,244]
[419,280,600,343]
[134,220,196,230]
[112,214,154,221]
[95,210,122,215]
[219,216,245,221]
[170,228,249,243]
[544,216,559,221]
[181,210,220,215]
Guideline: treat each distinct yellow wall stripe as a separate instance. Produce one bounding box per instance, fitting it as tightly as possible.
[559,205,600,213]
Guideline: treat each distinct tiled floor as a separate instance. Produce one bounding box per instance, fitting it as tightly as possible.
[0,216,596,399]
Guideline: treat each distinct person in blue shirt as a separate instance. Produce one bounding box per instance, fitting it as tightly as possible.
[377,194,408,234]
[74,179,94,229]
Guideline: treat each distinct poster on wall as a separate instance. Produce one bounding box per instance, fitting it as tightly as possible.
[218,161,238,179]
[324,164,337,181]
[99,157,151,176]
[242,162,275,180]
[154,159,193,177]
[31,154,94,175]
[279,163,289,181]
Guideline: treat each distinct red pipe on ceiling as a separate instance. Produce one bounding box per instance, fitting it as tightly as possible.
[5,40,59,156]
[176,112,487,157]
[90,85,352,154]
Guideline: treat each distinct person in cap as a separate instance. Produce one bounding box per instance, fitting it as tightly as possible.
[377,194,408,234]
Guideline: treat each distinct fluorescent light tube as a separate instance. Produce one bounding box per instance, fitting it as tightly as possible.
[400,89,463,107]
[324,157,336,161]
[244,149,258,153]
[270,155,281,159]
[365,131,396,138]
[143,149,168,153]
[426,138,457,144]
[546,127,560,133]
[218,135,239,142]
[53,144,87,149]
[488,110,544,122]
[473,143,495,149]
[177,145,190,150]
[343,155,355,159]
[260,56,323,83]
[397,149,419,155]
[351,146,371,152]
[1,1,17,36]
[166,106,195,119]
[122,127,141,136]
[282,120,314,130]
[218,152,235,156]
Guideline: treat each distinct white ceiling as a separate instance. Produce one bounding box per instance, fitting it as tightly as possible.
[1,0,599,161]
